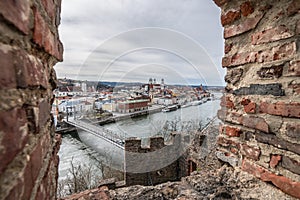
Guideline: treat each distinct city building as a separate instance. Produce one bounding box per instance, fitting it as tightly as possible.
[117,99,149,113]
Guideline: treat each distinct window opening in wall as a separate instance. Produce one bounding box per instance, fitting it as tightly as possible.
[54,0,224,197]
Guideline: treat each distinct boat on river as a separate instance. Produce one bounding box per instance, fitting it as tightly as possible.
[162,105,178,112]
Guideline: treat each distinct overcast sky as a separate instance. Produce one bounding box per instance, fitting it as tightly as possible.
[55,0,225,86]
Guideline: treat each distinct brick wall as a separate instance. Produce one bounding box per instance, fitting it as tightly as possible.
[125,134,189,186]
[214,0,300,198]
[0,0,63,199]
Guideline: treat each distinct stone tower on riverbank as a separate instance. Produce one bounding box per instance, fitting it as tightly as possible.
[124,134,189,186]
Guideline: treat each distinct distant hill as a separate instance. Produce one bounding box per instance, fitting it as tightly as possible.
[57,78,224,90]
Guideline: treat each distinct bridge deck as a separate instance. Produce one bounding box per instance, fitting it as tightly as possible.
[65,119,125,150]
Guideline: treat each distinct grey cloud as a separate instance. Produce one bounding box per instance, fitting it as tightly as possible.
[55,0,225,86]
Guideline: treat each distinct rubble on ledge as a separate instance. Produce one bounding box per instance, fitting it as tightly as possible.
[61,165,296,200]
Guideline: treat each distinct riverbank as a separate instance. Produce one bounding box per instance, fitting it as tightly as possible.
[89,105,164,125]
[56,94,221,132]
[55,105,164,134]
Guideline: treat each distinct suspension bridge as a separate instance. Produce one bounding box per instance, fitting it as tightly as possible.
[65,119,125,150]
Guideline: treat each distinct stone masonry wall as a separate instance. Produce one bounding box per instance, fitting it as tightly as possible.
[0,0,63,199]
[125,135,189,186]
[214,0,300,198]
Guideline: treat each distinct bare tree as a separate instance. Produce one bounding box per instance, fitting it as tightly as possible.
[57,158,103,198]
[57,148,124,198]
[155,118,209,139]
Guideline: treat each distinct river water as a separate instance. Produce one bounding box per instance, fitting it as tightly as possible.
[58,92,222,180]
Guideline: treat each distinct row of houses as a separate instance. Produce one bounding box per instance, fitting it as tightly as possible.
[52,96,150,117]
[52,98,94,116]
[52,79,211,119]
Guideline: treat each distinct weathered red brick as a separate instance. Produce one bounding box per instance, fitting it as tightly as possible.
[5,178,24,200]
[220,96,234,109]
[33,9,47,46]
[252,25,294,45]
[23,155,41,200]
[245,102,256,113]
[217,136,239,147]
[224,43,233,54]
[230,147,239,154]
[0,44,17,89]
[260,101,300,118]
[22,133,51,200]
[15,50,48,89]
[42,0,56,21]
[242,159,265,179]
[64,186,111,200]
[287,59,300,76]
[242,159,300,199]
[33,9,63,61]
[223,42,297,67]
[222,51,256,67]
[225,111,244,125]
[287,0,300,16]
[213,0,228,7]
[270,154,281,168]
[262,174,300,199]
[97,186,111,200]
[0,108,28,174]
[218,137,260,160]
[232,52,256,65]
[35,180,47,200]
[241,144,260,161]
[0,0,30,34]
[257,42,296,63]
[240,1,254,17]
[221,9,241,26]
[36,157,59,200]
[222,56,231,67]
[224,12,264,38]
[223,125,242,137]
[217,136,241,158]
[241,98,256,114]
[242,115,269,133]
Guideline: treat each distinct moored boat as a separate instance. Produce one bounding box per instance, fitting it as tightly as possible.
[162,105,178,112]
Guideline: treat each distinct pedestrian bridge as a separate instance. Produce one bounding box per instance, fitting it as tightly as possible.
[65,119,125,150]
